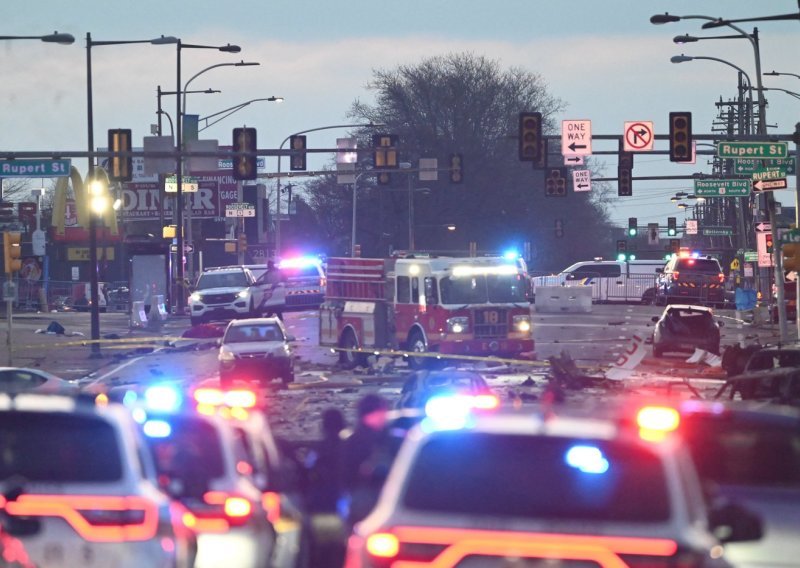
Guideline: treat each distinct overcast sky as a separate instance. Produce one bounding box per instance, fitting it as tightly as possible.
[2,0,798,228]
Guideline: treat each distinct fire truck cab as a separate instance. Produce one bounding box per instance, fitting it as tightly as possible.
[320,254,534,369]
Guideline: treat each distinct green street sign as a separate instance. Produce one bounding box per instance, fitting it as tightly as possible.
[780,228,800,244]
[743,251,758,262]
[701,226,733,237]
[733,157,796,174]
[752,167,787,181]
[0,159,71,177]
[717,141,788,159]
[694,179,751,197]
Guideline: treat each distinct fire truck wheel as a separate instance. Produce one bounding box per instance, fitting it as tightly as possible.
[407,331,430,370]
[339,330,367,369]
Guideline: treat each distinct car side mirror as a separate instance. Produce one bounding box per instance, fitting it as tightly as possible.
[708,501,763,543]
[286,334,296,342]
[651,316,660,323]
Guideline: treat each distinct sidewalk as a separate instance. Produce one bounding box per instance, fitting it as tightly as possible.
[2,311,192,382]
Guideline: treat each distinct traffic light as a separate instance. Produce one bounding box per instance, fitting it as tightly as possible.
[670,239,681,255]
[3,232,22,274]
[628,217,637,237]
[667,217,677,237]
[545,168,567,197]
[669,112,693,162]
[232,127,257,180]
[0,202,15,222]
[783,243,800,272]
[449,153,463,184]
[238,232,247,253]
[766,232,774,255]
[618,141,634,197]
[289,135,307,171]
[554,219,564,238]
[373,134,398,186]
[108,128,133,182]
[616,239,627,261]
[518,111,542,163]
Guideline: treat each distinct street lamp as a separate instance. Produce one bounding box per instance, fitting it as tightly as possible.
[198,97,284,132]
[273,122,385,257]
[168,39,242,312]
[760,87,800,101]
[765,70,800,81]
[0,32,74,43]
[85,32,177,357]
[350,168,372,257]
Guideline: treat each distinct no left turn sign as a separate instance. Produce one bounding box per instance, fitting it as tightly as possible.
[624,121,654,151]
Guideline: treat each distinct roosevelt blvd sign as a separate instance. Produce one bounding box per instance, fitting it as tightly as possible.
[717,141,788,159]
[694,179,751,197]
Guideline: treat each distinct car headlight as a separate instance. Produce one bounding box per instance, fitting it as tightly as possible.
[190,292,202,302]
[513,315,531,333]
[237,289,250,299]
[447,316,469,334]
[219,349,235,362]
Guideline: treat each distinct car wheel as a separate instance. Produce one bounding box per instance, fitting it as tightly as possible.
[407,330,432,370]
[653,345,664,358]
[641,289,656,305]
[339,329,366,369]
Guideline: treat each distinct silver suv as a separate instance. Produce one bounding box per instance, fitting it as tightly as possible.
[189,266,264,326]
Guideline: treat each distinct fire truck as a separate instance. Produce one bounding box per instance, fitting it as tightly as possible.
[319,254,534,368]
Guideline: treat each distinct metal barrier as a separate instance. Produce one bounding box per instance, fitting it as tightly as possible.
[147,295,168,329]
[130,300,148,328]
[531,271,658,304]
[534,286,592,313]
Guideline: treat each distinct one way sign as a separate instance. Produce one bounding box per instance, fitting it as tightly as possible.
[572,169,591,192]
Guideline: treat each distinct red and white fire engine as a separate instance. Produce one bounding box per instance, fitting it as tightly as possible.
[320,254,534,368]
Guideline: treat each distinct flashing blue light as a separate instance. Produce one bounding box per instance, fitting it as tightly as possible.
[502,250,520,261]
[565,445,610,474]
[278,256,321,269]
[143,419,172,438]
[423,395,472,430]
[144,385,182,413]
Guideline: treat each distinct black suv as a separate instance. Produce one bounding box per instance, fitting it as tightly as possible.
[656,256,725,307]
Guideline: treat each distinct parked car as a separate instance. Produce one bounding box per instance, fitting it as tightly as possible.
[238,256,327,315]
[344,401,761,567]
[218,317,295,387]
[651,304,723,357]
[742,344,800,374]
[678,400,800,567]
[714,366,800,406]
[0,392,196,568]
[0,367,79,394]
[189,266,265,326]
[395,370,495,410]
[656,256,726,307]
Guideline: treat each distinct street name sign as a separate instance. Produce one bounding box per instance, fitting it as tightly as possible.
[701,226,733,237]
[734,157,796,175]
[752,167,787,180]
[165,176,198,193]
[780,229,800,244]
[561,120,592,156]
[694,179,751,197]
[753,178,788,192]
[717,141,788,159]
[743,251,758,262]
[225,203,255,218]
[572,169,591,192]
[0,159,71,177]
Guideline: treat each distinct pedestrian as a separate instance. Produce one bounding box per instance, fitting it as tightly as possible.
[341,393,389,526]
[303,408,347,568]
[262,260,287,320]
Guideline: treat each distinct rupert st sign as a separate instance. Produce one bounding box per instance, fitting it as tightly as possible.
[717,141,788,159]
[0,159,71,177]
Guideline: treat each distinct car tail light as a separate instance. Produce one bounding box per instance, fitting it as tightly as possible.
[187,491,254,532]
[717,272,725,283]
[366,533,399,558]
[636,406,680,442]
[672,271,679,280]
[472,394,500,410]
[262,491,281,525]
[0,494,159,542]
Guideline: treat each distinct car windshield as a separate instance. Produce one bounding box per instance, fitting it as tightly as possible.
[440,273,527,304]
[225,323,284,343]
[663,309,716,333]
[682,415,800,488]
[144,415,226,493]
[0,412,123,482]
[403,432,670,522]
[746,350,800,372]
[197,272,248,289]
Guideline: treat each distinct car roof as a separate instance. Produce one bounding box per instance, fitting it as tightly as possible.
[225,317,284,327]
[664,304,714,312]
[202,266,248,273]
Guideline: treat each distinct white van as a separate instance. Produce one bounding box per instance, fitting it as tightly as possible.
[531,259,664,304]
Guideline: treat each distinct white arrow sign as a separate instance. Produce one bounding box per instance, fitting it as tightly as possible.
[753,178,788,192]
[572,169,591,192]
[755,222,771,232]
[561,120,592,156]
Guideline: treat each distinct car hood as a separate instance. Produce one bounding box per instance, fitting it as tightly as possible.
[195,286,247,295]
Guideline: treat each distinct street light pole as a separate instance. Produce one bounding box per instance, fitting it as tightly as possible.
[273,122,384,257]
[197,97,284,132]
[86,32,177,357]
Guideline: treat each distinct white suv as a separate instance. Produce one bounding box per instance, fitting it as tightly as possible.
[345,402,762,567]
[189,266,264,326]
[0,392,196,568]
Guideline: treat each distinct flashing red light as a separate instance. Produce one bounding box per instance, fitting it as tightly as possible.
[718,272,725,283]
[636,406,680,442]
[262,491,281,524]
[366,533,400,558]
[672,271,679,281]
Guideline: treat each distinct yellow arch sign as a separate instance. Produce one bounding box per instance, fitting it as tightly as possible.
[52,166,119,237]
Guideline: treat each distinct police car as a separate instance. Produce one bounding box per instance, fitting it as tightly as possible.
[344,397,762,568]
[243,257,326,314]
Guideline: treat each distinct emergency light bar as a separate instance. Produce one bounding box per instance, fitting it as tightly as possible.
[451,265,520,277]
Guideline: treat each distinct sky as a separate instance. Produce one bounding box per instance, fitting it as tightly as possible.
[2,0,798,229]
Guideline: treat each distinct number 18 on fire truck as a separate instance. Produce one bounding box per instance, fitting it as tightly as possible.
[319,255,534,369]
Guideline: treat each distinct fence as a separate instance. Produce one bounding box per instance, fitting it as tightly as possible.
[8,278,130,313]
